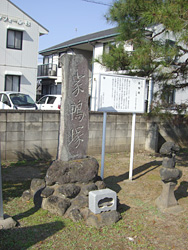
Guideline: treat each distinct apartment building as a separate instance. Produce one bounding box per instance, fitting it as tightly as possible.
[38,26,188,111]
[0,0,48,100]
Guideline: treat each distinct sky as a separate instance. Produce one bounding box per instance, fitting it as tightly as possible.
[10,0,115,55]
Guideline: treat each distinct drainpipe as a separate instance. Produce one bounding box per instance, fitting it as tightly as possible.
[147,77,153,113]
[88,41,95,110]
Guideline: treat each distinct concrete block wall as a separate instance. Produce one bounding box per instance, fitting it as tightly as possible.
[88,113,147,154]
[158,118,188,149]
[0,111,59,161]
[1,110,150,161]
[1,110,187,161]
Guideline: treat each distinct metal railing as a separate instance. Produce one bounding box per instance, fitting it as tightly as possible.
[37,63,57,77]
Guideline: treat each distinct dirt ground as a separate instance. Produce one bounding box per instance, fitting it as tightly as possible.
[98,150,188,250]
[2,150,188,249]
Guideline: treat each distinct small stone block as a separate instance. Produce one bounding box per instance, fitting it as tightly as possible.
[89,188,117,214]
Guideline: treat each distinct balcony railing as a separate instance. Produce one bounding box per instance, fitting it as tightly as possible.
[37,63,57,77]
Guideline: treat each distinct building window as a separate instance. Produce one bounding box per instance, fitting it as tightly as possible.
[163,89,175,105]
[43,55,53,64]
[7,29,23,50]
[103,42,110,54]
[5,75,20,92]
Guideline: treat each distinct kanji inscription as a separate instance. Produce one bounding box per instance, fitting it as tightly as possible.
[58,54,89,161]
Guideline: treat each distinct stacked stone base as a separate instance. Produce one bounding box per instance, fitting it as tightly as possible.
[22,157,121,227]
[155,181,184,214]
[156,142,184,214]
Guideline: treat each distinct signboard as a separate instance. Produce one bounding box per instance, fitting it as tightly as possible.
[91,74,146,113]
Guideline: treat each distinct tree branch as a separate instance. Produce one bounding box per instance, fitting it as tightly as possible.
[150,28,166,40]
[177,45,188,53]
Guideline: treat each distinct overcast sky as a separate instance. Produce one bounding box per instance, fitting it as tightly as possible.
[10,0,115,54]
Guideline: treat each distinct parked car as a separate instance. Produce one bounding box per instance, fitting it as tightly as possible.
[36,95,62,110]
[0,91,37,110]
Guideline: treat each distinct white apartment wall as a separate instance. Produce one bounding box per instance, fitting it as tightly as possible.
[91,41,136,99]
[151,24,188,106]
[0,0,47,101]
[0,65,37,98]
[93,42,134,75]
[91,27,188,108]
[93,43,106,75]
[174,88,188,105]
[91,43,110,96]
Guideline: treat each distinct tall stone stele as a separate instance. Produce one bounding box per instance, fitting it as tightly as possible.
[57,54,89,161]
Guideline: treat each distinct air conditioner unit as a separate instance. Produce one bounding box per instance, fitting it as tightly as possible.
[48,69,52,76]
[48,69,56,76]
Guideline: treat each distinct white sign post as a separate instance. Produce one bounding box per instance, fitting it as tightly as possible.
[101,112,107,179]
[129,113,136,180]
[91,73,146,180]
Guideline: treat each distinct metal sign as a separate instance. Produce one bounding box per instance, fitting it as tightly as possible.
[91,73,147,180]
[91,73,146,113]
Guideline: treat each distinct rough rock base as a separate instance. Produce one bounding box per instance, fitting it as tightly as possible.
[22,157,121,227]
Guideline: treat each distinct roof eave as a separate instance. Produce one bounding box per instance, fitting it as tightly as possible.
[39,32,119,55]
[8,0,49,33]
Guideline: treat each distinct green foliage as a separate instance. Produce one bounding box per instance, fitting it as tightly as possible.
[100,0,188,103]
[96,42,130,71]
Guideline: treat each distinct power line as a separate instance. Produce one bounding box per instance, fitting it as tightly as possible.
[81,0,112,7]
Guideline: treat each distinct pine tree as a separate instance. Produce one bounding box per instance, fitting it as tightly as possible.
[100,0,188,110]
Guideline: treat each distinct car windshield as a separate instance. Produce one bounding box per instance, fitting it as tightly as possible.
[10,93,35,106]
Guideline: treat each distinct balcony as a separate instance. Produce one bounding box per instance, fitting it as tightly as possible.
[37,64,57,78]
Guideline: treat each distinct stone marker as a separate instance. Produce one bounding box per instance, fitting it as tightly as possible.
[57,54,89,161]
[23,54,121,227]
[156,142,183,214]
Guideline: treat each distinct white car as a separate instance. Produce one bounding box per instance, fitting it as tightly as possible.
[0,91,37,110]
[36,95,62,110]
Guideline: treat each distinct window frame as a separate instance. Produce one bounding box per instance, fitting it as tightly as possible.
[5,75,21,92]
[162,89,175,105]
[165,89,175,104]
[7,29,23,50]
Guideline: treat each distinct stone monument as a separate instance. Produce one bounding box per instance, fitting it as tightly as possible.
[155,141,183,213]
[57,54,89,161]
[22,54,121,227]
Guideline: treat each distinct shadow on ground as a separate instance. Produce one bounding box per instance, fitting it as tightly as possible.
[16,146,53,162]
[176,149,188,167]
[0,187,64,250]
[2,161,51,201]
[104,160,162,194]
[14,189,43,221]
[0,221,64,250]
[175,181,188,201]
